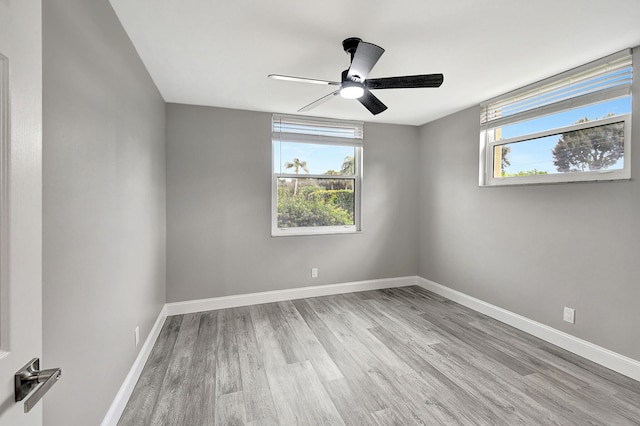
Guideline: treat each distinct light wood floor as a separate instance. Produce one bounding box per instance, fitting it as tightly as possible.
[118,286,640,425]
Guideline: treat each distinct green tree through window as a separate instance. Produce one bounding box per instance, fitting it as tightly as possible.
[277,156,355,228]
[552,117,624,172]
[284,158,309,195]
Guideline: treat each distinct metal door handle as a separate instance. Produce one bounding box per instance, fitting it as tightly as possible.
[15,358,62,413]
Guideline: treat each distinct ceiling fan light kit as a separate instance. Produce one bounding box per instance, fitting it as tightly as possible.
[269,37,444,115]
[340,81,364,99]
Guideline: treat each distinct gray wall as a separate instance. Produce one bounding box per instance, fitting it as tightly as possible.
[38,3,640,420]
[42,1,166,424]
[166,104,419,302]
[417,48,640,361]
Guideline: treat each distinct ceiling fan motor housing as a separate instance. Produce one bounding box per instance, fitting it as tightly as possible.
[342,37,362,62]
[341,69,358,83]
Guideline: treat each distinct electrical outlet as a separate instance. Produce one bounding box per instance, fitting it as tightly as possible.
[563,307,575,324]
[134,326,140,347]
[311,267,318,278]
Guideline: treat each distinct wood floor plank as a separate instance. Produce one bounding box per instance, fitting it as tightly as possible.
[234,306,278,424]
[263,302,308,364]
[370,407,411,426]
[362,297,442,347]
[291,298,344,357]
[147,313,201,425]
[215,308,242,396]
[286,360,345,425]
[373,298,568,424]
[322,377,381,426]
[392,372,474,425]
[306,296,414,379]
[466,318,592,391]
[278,300,343,382]
[367,324,508,424]
[421,310,536,376]
[119,286,640,425]
[520,372,608,425]
[428,342,567,425]
[248,304,299,424]
[250,304,344,425]
[214,391,246,426]
[292,298,388,414]
[181,311,217,426]
[117,315,182,426]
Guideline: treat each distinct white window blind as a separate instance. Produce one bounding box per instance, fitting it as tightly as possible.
[272,114,364,146]
[481,50,632,128]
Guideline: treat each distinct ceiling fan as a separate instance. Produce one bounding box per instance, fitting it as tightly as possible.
[268,37,444,115]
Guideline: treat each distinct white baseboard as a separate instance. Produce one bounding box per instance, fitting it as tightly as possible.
[103,274,639,425]
[165,276,416,316]
[416,276,640,383]
[101,305,168,426]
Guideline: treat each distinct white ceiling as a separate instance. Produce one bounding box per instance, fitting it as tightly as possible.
[109,0,640,126]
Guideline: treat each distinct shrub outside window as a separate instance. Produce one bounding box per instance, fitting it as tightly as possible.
[480,50,632,186]
[272,114,362,236]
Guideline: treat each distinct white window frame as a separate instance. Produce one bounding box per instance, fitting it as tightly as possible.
[271,114,363,237]
[483,114,631,186]
[480,49,633,187]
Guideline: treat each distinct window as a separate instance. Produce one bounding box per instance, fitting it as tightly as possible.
[480,49,632,186]
[272,114,363,236]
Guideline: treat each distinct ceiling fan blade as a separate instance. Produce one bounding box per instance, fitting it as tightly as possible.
[347,42,384,82]
[358,90,387,115]
[269,74,340,86]
[366,74,444,90]
[298,90,340,112]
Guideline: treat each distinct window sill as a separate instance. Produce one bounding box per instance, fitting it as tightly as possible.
[271,227,361,237]
[480,172,631,187]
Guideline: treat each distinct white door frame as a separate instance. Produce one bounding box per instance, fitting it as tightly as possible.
[0,0,45,424]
